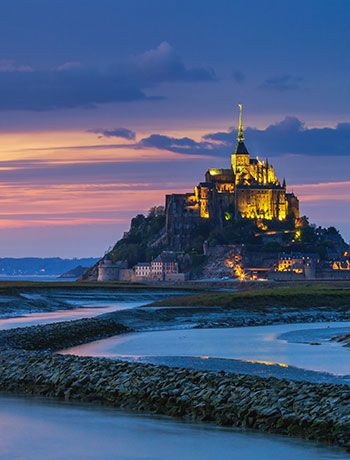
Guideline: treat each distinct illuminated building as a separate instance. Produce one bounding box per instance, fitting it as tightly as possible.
[166,105,299,249]
[276,253,319,277]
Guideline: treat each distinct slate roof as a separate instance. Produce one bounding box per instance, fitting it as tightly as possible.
[152,253,177,263]
[233,140,249,155]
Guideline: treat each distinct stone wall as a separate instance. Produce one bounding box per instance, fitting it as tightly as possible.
[268,271,305,281]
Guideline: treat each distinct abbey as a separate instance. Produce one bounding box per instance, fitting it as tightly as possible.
[165,105,299,249]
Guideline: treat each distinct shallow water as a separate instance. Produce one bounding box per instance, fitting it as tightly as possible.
[2,292,350,458]
[0,395,347,460]
[0,290,184,330]
[62,321,350,375]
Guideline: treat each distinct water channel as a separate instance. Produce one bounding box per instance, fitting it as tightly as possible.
[62,321,350,375]
[0,394,348,460]
[1,290,350,459]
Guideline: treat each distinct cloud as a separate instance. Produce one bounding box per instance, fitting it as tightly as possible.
[203,117,350,156]
[0,59,32,72]
[0,67,148,111]
[87,128,136,140]
[0,156,209,187]
[14,115,350,159]
[139,134,213,155]
[56,62,81,71]
[203,130,233,143]
[259,74,303,91]
[0,43,215,111]
[232,70,245,84]
[128,42,216,83]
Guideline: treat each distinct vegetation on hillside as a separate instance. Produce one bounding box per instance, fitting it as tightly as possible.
[107,206,166,266]
[187,215,347,259]
[92,205,347,277]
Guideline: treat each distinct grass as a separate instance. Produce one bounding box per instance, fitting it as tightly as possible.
[147,285,350,310]
[0,280,209,293]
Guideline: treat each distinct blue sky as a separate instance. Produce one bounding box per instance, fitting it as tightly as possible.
[0,0,349,257]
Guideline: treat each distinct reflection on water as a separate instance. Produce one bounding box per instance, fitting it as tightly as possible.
[0,290,184,330]
[62,322,350,375]
[0,395,347,460]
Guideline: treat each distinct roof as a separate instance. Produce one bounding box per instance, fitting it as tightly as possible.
[198,182,215,189]
[152,253,177,263]
[208,168,234,176]
[280,252,319,260]
[135,262,151,267]
[233,140,249,155]
[236,184,284,190]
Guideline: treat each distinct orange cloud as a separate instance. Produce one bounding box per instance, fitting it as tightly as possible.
[290,181,350,202]
[0,182,191,229]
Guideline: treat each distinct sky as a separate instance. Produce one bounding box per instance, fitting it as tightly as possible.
[0,0,349,257]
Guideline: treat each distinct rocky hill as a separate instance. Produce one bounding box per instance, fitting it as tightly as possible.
[81,206,349,281]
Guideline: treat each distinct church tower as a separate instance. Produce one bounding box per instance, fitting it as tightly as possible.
[231,104,250,174]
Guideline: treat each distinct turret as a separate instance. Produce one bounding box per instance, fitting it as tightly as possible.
[237,103,244,142]
[231,104,250,174]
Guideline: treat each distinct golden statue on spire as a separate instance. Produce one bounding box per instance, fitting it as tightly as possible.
[237,103,244,142]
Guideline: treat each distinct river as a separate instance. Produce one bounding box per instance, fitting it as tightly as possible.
[0,395,348,460]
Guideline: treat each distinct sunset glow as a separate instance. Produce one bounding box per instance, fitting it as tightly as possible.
[0,0,348,257]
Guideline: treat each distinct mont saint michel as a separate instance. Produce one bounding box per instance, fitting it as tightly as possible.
[1,2,350,459]
[87,107,349,284]
[166,105,299,249]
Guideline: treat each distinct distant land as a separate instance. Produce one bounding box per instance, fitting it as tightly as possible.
[0,258,99,277]
[58,265,89,279]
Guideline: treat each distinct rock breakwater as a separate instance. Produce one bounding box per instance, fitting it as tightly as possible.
[0,350,350,450]
[0,317,129,351]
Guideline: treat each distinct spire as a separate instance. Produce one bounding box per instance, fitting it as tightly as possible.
[283,177,286,188]
[237,104,244,142]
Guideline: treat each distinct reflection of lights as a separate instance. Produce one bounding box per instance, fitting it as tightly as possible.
[240,359,288,368]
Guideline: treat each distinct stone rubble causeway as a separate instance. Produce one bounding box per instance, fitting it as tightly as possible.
[0,316,129,351]
[1,316,350,450]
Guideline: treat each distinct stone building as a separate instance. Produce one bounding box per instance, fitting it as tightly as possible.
[97,255,128,281]
[134,252,179,281]
[151,252,178,280]
[166,105,299,249]
[134,262,151,278]
[276,252,319,278]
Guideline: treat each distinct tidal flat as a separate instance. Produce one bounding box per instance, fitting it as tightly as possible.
[2,284,350,456]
